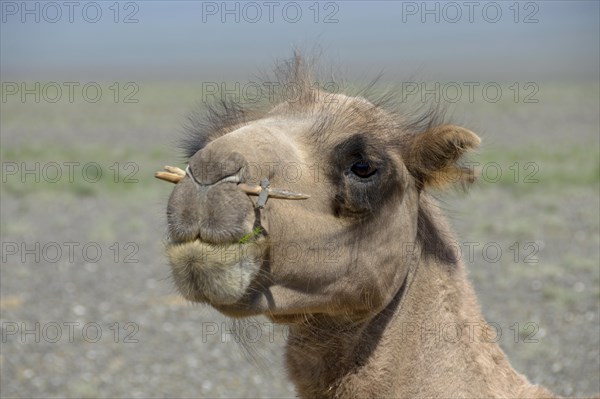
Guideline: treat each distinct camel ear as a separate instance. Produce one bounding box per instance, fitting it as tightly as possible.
[403,124,481,189]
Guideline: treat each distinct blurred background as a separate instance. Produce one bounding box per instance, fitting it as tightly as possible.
[1,1,599,397]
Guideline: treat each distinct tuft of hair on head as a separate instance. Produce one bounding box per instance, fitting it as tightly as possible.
[272,49,319,107]
[179,49,327,159]
[401,123,481,191]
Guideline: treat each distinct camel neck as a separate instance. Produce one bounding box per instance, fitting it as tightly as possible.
[284,254,550,398]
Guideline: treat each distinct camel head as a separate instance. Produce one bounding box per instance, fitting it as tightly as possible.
[163,56,480,323]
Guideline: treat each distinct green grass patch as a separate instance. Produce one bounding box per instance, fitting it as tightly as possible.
[1,143,180,199]
[474,144,599,192]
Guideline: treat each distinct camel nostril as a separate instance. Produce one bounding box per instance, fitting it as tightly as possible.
[187,164,243,187]
[188,150,248,185]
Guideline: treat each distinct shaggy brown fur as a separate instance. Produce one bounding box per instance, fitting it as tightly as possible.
[164,53,556,398]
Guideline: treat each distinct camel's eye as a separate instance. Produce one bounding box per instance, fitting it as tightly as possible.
[351,160,377,178]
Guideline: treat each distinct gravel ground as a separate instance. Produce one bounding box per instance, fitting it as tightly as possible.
[1,82,598,398]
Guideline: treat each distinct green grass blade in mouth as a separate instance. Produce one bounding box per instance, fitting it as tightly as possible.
[238,226,263,244]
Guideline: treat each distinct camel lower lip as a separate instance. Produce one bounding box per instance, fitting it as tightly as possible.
[166,237,265,305]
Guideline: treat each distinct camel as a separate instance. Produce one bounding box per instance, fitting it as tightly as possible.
[159,54,556,398]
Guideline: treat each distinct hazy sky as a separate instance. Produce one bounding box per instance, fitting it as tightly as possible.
[1,1,599,81]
